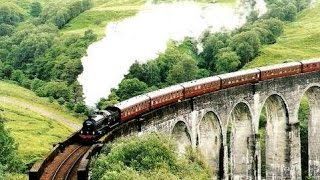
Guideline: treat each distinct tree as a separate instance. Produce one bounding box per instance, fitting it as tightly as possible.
[82,29,97,44]
[10,70,26,84]
[247,10,259,23]
[30,2,42,17]
[0,24,14,36]
[125,61,146,81]
[53,12,66,28]
[42,81,71,101]
[265,4,285,20]
[179,37,198,55]
[74,102,87,114]
[235,42,255,65]
[156,43,180,82]
[260,18,283,39]
[60,60,83,83]
[283,3,297,21]
[116,78,148,101]
[14,33,53,67]
[265,3,297,22]
[251,27,275,44]
[2,65,13,78]
[215,48,240,73]
[0,3,24,26]
[0,118,24,172]
[70,81,84,103]
[166,56,199,85]
[143,61,161,86]
[30,78,45,91]
[200,35,224,71]
[0,164,4,180]
[230,31,260,65]
[97,90,119,109]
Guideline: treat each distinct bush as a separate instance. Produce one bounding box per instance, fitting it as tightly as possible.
[74,102,87,113]
[42,81,71,101]
[91,133,211,180]
[0,164,4,180]
[57,97,65,105]
[65,102,75,110]
[0,118,25,173]
[0,24,15,36]
[0,3,25,26]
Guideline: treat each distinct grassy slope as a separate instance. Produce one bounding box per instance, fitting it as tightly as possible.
[62,0,146,39]
[245,2,320,68]
[61,0,236,39]
[0,81,84,165]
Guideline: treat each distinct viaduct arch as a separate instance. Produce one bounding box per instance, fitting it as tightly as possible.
[136,70,320,179]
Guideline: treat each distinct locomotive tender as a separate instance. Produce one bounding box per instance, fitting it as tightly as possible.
[80,59,320,140]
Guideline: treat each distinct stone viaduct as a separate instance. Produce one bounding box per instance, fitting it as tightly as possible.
[128,70,320,179]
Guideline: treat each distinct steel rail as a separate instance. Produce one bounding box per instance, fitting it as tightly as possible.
[51,145,82,180]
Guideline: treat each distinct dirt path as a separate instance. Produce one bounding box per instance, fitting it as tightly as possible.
[0,96,81,130]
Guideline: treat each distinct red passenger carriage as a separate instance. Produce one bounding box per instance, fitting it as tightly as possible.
[301,59,320,73]
[218,69,260,89]
[147,85,184,110]
[259,62,301,81]
[180,76,221,98]
[115,95,150,122]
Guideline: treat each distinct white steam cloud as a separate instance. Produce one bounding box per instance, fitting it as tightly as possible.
[78,0,267,106]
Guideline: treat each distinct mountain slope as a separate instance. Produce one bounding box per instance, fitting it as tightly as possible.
[0,81,84,165]
[245,2,320,68]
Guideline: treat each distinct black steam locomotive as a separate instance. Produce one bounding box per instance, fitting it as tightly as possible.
[79,107,120,140]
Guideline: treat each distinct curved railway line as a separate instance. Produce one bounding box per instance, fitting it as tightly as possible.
[40,144,90,180]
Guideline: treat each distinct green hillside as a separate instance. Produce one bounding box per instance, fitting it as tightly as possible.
[0,81,84,167]
[62,0,145,38]
[245,2,320,68]
[62,0,236,39]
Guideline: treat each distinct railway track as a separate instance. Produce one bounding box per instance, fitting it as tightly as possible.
[30,132,111,180]
[40,144,90,180]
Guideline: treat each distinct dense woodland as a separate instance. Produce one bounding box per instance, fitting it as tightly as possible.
[0,0,94,115]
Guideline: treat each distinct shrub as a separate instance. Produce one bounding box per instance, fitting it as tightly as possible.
[91,133,211,180]
[0,118,25,173]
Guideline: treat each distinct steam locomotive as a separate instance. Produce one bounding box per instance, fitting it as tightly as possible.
[79,58,320,140]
